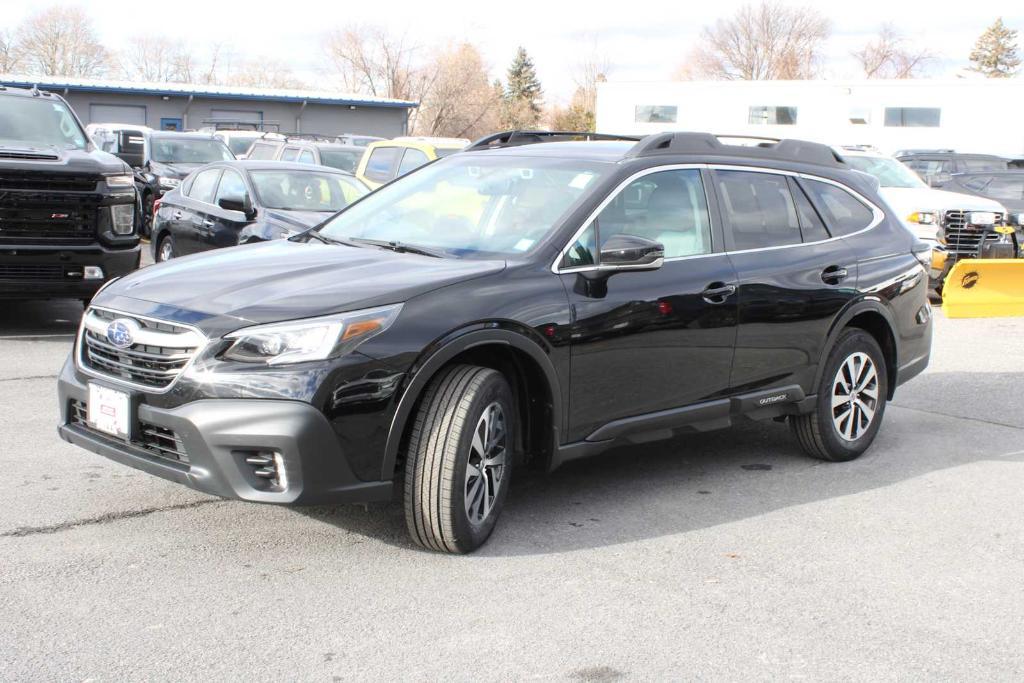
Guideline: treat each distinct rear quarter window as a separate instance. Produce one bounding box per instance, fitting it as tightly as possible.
[365,147,400,182]
[803,180,875,236]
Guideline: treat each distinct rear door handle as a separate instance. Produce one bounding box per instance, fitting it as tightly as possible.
[702,282,737,304]
[821,266,849,285]
[172,210,183,220]
[202,220,215,228]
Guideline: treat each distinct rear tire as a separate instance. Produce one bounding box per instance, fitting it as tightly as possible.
[791,328,888,462]
[403,365,514,553]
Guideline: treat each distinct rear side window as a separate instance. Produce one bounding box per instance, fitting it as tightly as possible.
[803,180,875,236]
[298,150,316,165]
[188,168,221,204]
[365,147,400,182]
[279,147,300,162]
[790,179,830,242]
[715,170,801,250]
[961,157,1008,173]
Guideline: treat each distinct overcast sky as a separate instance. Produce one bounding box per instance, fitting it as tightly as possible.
[4,0,1024,101]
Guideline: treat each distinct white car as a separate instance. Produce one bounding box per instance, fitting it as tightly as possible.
[839,149,1007,284]
[211,130,281,159]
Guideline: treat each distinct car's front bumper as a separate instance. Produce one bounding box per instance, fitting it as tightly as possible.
[57,365,393,505]
[0,244,140,299]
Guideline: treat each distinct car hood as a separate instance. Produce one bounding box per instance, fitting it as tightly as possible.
[99,239,506,326]
[263,209,335,233]
[880,186,1006,215]
[0,142,129,175]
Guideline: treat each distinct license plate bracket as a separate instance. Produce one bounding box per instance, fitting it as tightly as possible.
[87,383,132,439]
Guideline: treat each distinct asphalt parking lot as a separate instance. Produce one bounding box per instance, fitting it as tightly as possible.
[1,296,1023,681]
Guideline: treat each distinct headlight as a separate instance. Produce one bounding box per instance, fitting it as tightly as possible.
[1010,212,1024,227]
[906,211,938,225]
[968,211,997,227]
[222,304,403,366]
[109,204,134,235]
[158,177,181,189]
[105,173,134,189]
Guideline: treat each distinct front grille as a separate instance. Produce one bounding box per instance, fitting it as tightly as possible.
[0,195,100,244]
[68,398,189,464]
[79,308,204,391]
[0,172,100,192]
[943,210,1004,257]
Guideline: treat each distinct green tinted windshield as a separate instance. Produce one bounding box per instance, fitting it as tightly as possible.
[319,155,607,257]
[0,96,87,149]
[845,155,924,189]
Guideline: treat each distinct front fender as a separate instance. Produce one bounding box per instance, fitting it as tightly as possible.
[238,221,286,244]
[379,324,562,481]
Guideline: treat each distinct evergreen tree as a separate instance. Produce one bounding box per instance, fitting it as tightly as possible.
[504,47,543,126]
[969,18,1021,77]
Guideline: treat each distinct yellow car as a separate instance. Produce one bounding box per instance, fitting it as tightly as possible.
[355,137,468,189]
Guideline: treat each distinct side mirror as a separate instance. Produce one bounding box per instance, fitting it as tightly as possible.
[218,194,255,220]
[599,234,665,270]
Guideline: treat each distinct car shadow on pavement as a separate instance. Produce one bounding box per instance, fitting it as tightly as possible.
[297,370,1024,556]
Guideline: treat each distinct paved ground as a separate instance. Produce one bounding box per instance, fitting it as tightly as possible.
[1,298,1023,681]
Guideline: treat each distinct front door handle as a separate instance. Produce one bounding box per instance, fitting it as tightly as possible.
[202,220,215,228]
[172,210,183,220]
[821,265,849,285]
[702,282,737,304]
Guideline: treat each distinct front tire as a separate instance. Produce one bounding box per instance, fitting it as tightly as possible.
[791,328,888,462]
[156,234,175,262]
[403,365,514,553]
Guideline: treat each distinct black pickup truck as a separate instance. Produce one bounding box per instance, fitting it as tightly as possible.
[0,85,140,303]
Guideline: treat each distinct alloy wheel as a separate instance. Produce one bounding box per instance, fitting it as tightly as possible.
[158,239,173,262]
[831,351,879,441]
[464,402,507,525]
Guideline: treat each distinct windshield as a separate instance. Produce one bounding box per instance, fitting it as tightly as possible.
[250,170,368,211]
[0,96,87,150]
[319,148,364,173]
[845,155,924,189]
[319,155,607,257]
[152,138,234,163]
[435,147,461,159]
[225,136,259,156]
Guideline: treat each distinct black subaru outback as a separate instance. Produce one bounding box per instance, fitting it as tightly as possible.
[58,131,933,553]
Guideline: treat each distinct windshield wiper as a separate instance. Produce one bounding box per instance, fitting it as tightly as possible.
[347,238,447,258]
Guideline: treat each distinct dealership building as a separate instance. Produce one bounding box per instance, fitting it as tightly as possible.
[0,74,417,137]
[596,79,1024,158]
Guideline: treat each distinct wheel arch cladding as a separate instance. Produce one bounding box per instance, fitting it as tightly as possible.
[382,329,561,480]
[826,306,898,400]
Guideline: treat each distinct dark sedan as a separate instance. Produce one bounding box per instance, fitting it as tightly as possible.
[151,160,370,262]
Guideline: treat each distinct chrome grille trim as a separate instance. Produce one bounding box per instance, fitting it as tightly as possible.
[76,306,207,393]
[943,210,1004,257]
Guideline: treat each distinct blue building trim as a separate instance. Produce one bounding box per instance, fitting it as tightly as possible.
[0,79,418,109]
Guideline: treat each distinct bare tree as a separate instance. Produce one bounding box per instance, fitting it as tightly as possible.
[228,59,305,89]
[118,35,188,82]
[853,24,933,78]
[323,24,427,100]
[572,39,613,117]
[415,43,500,139]
[1,28,23,73]
[16,6,109,77]
[678,1,830,80]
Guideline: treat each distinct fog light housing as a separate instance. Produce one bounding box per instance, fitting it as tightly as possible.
[109,204,135,235]
[83,266,104,280]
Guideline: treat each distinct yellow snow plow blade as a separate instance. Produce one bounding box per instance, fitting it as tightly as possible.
[943,259,1024,318]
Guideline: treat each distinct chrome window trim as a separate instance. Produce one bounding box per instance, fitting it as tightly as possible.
[75,305,209,395]
[551,163,885,274]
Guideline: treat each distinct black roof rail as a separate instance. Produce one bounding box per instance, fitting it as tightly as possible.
[465,130,642,152]
[625,132,845,168]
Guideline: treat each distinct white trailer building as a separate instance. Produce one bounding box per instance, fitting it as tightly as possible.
[596,79,1024,158]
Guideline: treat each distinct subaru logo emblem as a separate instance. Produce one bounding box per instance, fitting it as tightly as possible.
[105,319,138,348]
